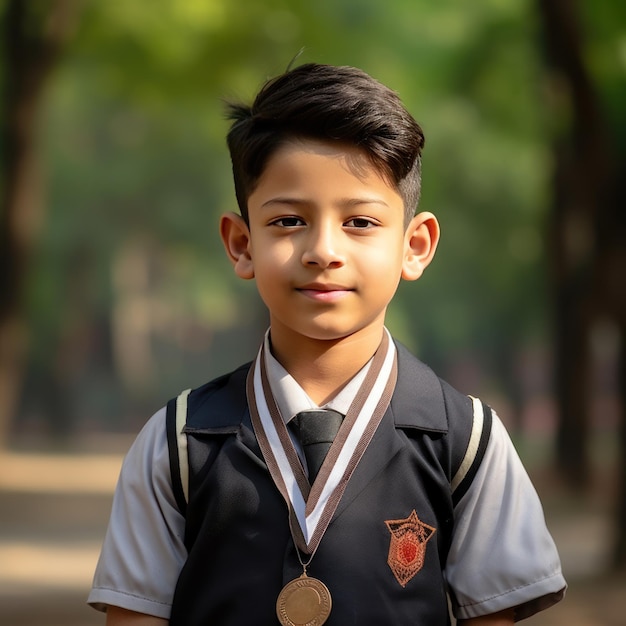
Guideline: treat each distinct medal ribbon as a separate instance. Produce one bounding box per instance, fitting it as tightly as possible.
[247,328,398,555]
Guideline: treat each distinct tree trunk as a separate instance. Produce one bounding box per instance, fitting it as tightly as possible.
[0,0,79,447]
[536,0,610,488]
[537,0,626,569]
[614,319,626,569]
[600,168,626,572]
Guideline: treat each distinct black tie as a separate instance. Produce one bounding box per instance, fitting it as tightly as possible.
[291,409,344,482]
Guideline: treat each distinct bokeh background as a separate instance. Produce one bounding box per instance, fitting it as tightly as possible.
[1,0,624,624]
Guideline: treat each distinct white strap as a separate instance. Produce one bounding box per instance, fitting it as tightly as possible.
[176,389,192,503]
[451,396,484,493]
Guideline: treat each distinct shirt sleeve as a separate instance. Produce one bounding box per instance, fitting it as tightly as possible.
[88,408,187,618]
[445,412,566,621]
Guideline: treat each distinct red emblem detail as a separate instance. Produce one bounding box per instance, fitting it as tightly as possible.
[385,510,436,587]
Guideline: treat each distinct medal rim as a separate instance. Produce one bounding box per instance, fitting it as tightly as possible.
[276,574,332,626]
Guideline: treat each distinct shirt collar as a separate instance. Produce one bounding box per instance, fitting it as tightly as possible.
[264,332,372,423]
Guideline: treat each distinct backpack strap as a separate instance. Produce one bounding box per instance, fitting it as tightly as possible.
[450,396,493,506]
[166,388,192,515]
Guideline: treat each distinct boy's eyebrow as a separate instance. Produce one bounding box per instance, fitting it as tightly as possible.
[260,197,307,208]
[260,196,391,209]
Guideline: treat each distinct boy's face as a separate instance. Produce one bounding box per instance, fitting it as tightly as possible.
[221,139,438,355]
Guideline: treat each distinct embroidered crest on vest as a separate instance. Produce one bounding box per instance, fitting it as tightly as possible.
[385,510,436,587]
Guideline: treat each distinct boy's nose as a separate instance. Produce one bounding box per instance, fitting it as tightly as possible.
[301,224,345,268]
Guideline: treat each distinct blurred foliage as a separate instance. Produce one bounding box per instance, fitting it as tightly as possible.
[10,0,624,431]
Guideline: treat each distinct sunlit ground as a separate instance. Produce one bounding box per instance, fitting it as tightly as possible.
[0,447,123,625]
[0,452,121,494]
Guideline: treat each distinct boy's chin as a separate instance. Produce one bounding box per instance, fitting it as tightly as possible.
[274,322,386,346]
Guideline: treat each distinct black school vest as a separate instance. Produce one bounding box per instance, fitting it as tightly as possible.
[166,343,492,625]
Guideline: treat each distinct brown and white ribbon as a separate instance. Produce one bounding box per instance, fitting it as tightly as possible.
[247,328,398,555]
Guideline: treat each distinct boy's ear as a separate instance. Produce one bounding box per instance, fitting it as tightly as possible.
[401,212,440,281]
[219,212,255,279]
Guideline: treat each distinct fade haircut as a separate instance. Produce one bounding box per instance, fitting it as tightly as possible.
[225,63,425,225]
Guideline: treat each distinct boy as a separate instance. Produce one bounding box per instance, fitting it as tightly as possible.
[89,63,566,625]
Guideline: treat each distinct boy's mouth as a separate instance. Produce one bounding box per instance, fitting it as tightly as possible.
[296,283,353,302]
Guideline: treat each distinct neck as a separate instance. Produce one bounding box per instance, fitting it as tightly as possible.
[269,326,386,405]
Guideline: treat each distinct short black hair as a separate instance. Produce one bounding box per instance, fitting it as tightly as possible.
[226,63,425,225]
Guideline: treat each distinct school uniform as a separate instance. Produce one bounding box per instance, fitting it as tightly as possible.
[89,332,566,623]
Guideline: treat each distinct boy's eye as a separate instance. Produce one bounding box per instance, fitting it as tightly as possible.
[345,217,375,228]
[271,216,305,227]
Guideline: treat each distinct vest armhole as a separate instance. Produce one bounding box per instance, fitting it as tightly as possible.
[166,389,192,516]
[450,396,493,507]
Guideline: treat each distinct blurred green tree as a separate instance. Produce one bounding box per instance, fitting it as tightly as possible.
[9,1,555,436]
[0,0,80,445]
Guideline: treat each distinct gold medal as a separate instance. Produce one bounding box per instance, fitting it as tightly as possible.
[276,573,332,626]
